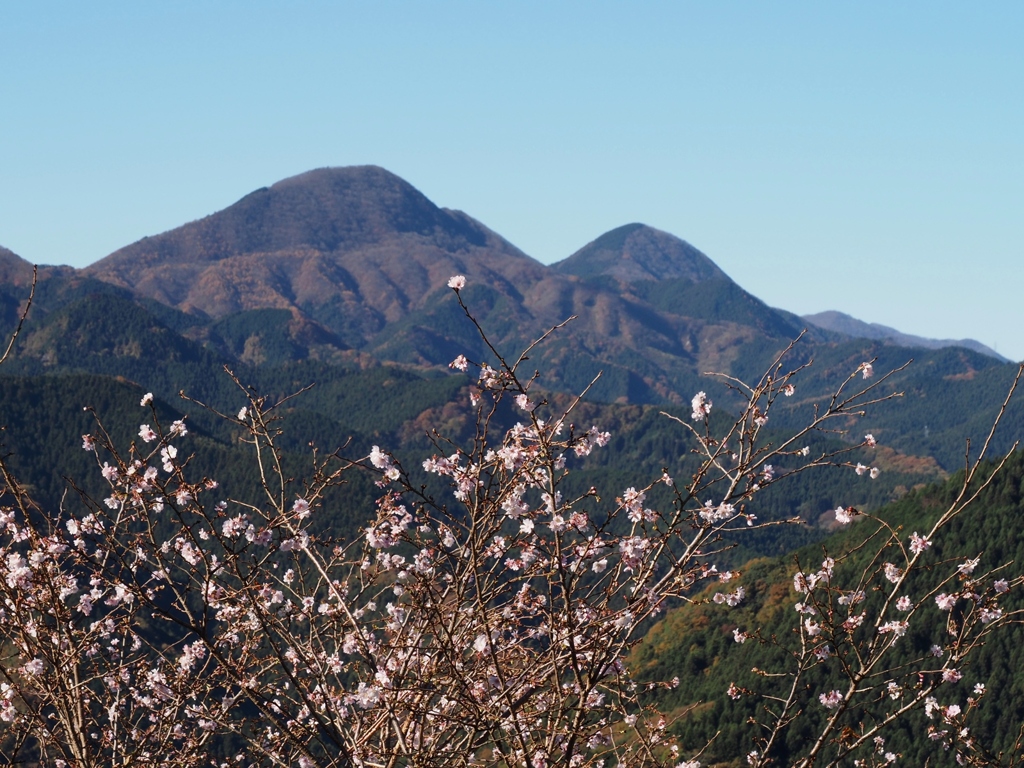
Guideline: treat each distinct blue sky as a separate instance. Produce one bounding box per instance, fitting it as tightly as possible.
[1,2,1022,358]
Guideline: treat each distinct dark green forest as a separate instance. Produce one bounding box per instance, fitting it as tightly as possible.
[634,451,1024,766]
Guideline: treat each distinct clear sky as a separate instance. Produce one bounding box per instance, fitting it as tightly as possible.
[1,3,1022,359]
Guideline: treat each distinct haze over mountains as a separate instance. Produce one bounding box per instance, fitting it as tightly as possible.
[803,309,1007,361]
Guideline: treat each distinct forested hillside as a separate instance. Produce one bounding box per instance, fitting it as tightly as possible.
[634,450,1024,766]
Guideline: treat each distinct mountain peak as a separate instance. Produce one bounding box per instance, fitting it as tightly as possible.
[88,165,493,273]
[0,245,35,286]
[80,166,544,331]
[552,224,730,284]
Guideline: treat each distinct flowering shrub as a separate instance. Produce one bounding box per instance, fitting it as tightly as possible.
[0,276,1019,767]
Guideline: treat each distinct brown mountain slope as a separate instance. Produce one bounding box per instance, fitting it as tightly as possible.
[552,222,729,283]
[0,246,35,287]
[77,166,811,403]
[85,167,553,336]
[83,168,707,368]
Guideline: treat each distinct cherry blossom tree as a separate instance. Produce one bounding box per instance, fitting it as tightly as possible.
[0,275,1019,767]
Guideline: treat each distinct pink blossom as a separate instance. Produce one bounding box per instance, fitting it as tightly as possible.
[370,444,389,468]
[700,500,734,524]
[909,532,931,555]
[351,682,381,709]
[447,275,466,290]
[548,514,567,533]
[865,433,877,446]
[819,689,843,709]
[81,434,95,451]
[942,668,962,683]
[369,446,400,481]
[842,613,865,631]
[140,392,154,406]
[691,391,712,421]
[869,467,881,479]
[515,393,536,412]
[622,487,646,522]
[713,586,745,607]
[292,498,311,519]
[5,554,31,590]
[160,445,177,472]
[793,571,817,594]
[994,579,1009,593]
[835,506,853,525]
[957,557,980,576]
[139,424,158,443]
[980,606,1003,623]
[860,362,874,379]
[935,593,957,611]
[878,620,909,637]
[449,354,469,371]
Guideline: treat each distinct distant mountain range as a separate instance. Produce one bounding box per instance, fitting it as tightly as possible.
[0,165,1020,473]
[3,165,1001,365]
[803,310,1005,361]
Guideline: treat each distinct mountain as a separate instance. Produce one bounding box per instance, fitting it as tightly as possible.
[85,166,548,342]
[3,165,1022,471]
[552,223,729,283]
[4,175,1024,764]
[0,246,37,331]
[78,168,810,404]
[633,450,1024,765]
[804,310,1008,362]
[0,246,35,287]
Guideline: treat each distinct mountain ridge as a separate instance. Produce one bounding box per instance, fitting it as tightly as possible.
[551,222,730,284]
[6,168,999,367]
[0,245,35,286]
[2,165,1018,423]
[804,309,1006,362]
